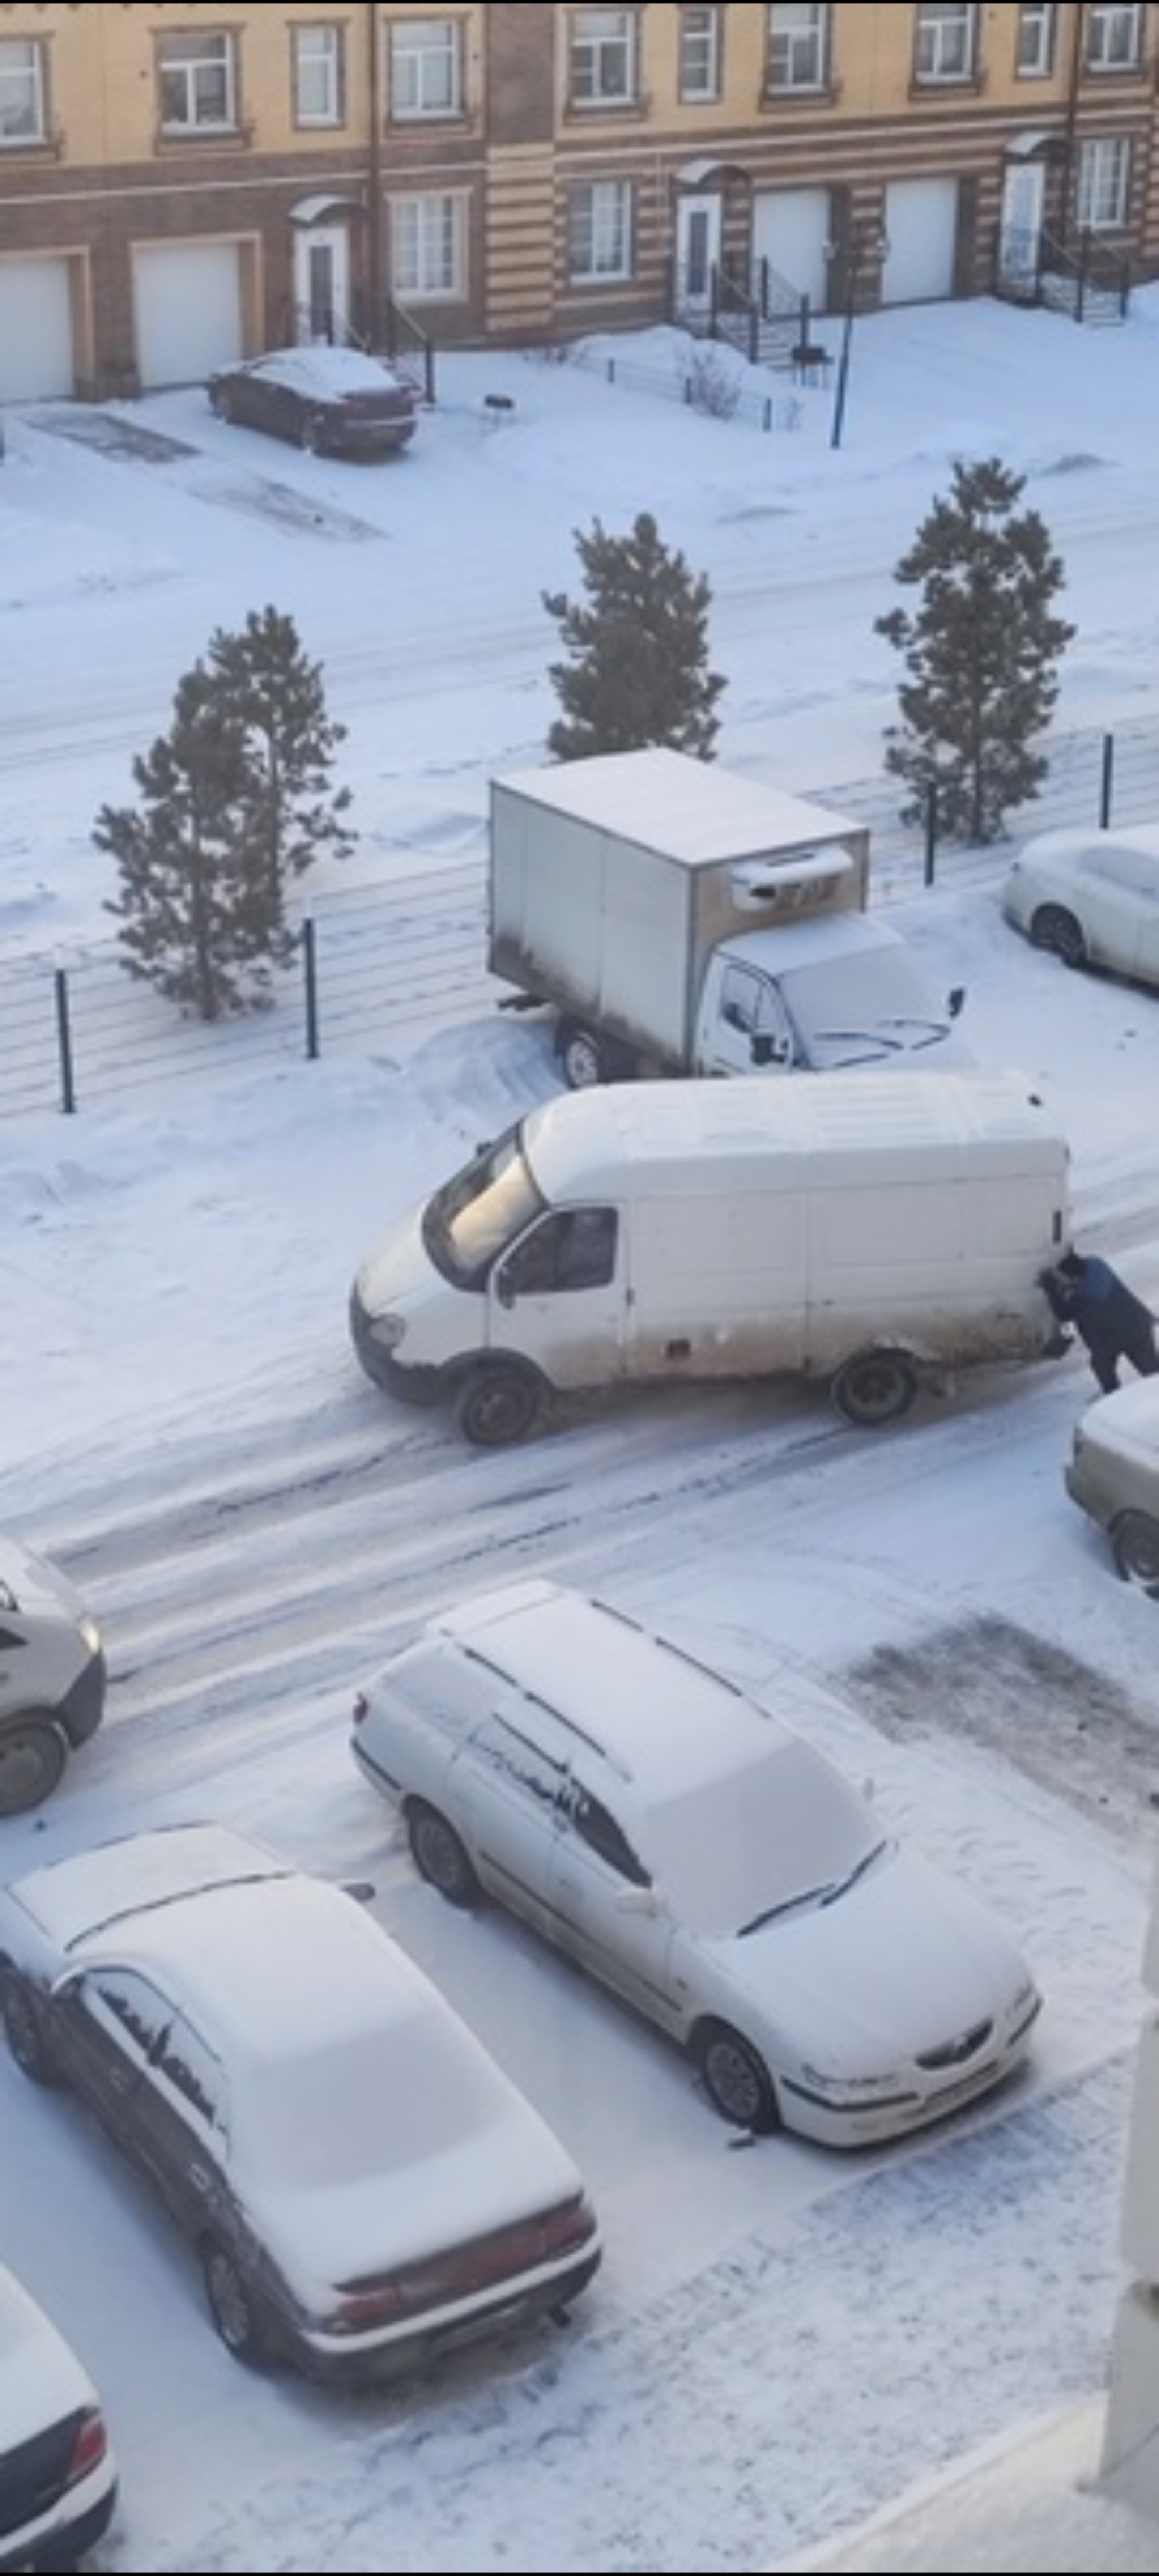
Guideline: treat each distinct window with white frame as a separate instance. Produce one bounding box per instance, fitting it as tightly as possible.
[158,28,237,132]
[1076,135,1130,228]
[0,37,46,144]
[391,192,465,299]
[569,10,639,109]
[1016,2,1056,76]
[293,24,343,126]
[680,7,721,101]
[569,178,633,280]
[768,4,830,92]
[1087,4,1143,71]
[915,2,977,82]
[389,18,462,120]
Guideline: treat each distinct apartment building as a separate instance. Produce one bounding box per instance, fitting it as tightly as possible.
[0,5,1155,404]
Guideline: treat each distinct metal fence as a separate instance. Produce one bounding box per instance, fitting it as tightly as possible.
[5,714,1159,1122]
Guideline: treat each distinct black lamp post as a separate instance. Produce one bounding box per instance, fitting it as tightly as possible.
[829,221,888,452]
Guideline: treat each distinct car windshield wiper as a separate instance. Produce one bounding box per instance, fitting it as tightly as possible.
[820,1839,889,1905]
[737,1883,835,1937]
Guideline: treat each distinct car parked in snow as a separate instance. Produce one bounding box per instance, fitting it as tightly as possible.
[1066,1379,1159,1595]
[0,2260,117,2575]
[0,1823,600,2385]
[351,1580,1042,2148]
[206,345,418,458]
[0,1534,106,1819]
[1001,824,1159,985]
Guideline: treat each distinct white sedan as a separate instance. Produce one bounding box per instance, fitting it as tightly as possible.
[1001,823,1159,984]
[0,1823,600,2385]
[351,1580,1042,2149]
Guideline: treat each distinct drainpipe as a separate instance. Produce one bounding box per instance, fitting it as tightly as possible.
[1059,0,1086,243]
[366,1,384,346]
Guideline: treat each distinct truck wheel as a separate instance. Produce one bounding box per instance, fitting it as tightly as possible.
[456,1363,543,1447]
[0,1714,68,1818]
[1111,1511,1159,1596]
[558,1025,632,1090]
[831,1350,918,1429]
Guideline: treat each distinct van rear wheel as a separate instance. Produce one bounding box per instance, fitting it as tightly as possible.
[831,1351,918,1429]
[456,1363,543,1447]
[0,1714,68,1817]
[1111,1510,1159,1595]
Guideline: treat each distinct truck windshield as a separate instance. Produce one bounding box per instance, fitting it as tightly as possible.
[422,1127,546,1290]
[785,955,953,1066]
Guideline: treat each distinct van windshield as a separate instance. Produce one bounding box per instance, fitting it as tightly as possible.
[423,1127,546,1289]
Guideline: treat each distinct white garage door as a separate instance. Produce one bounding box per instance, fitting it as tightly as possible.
[753,190,831,315]
[133,242,243,390]
[0,258,74,402]
[883,179,959,306]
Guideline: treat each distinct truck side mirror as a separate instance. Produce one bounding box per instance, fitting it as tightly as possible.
[750,1032,789,1067]
[947,985,966,1020]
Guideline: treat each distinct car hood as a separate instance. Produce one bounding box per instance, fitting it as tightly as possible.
[0,1533,89,1626]
[353,1210,434,1320]
[712,1849,1030,2074]
[246,2112,587,2300]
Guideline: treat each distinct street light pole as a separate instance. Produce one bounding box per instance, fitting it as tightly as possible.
[829,222,887,452]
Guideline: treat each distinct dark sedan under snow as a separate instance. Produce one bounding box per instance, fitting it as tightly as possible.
[207,345,418,458]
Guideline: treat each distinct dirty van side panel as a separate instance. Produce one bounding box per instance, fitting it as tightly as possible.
[802,1157,1065,1370]
[623,1179,808,1381]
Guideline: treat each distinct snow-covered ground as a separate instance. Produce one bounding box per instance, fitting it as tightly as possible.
[2,294,1159,2574]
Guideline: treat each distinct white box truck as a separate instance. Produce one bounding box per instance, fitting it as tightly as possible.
[488,748,966,1088]
[349,1068,1069,1446]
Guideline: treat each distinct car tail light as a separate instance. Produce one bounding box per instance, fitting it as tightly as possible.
[329,2197,598,2335]
[67,2408,109,2487]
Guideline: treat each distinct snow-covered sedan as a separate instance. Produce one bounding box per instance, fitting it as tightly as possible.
[1001,824,1159,984]
[0,2260,117,2575]
[352,1580,1042,2149]
[206,345,418,457]
[0,1824,600,2385]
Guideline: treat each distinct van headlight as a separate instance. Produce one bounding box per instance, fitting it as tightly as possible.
[78,1615,102,1656]
[372,1313,406,1352]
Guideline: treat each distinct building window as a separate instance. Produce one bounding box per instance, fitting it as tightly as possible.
[915,2,977,83]
[680,7,720,101]
[391,193,465,299]
[293,24,343,127]
[768,4,830,92]
[568,178,633,280]
[1087,5,1143,71]
[569,10,639,109]
[1016,3,1056,75]
[1076,135,1131,227]
[389,18,462,120]
[158,29,238,133]
[0,37,46,144]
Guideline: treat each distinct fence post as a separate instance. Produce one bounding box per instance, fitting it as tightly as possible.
[302,917,320,1062]
[924,784,938,888]
[54,966,77,1115]
[763,396,772,433]
[1100,732,1114,829]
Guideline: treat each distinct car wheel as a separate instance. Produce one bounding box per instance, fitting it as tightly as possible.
[456,1363,543,1448]
[831,1350,918,1429]
[407,1801,481,1909]
[1030,904,1087,969]
[1,1968,57,2084]
[203,2242,268,2367]
[1111,1510,1159,1597]
[695,2021,780,2133]
[0,1714,68,1817]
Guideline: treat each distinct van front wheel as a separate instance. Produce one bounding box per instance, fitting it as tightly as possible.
[0,1714,68,1817]
[832,1350,917,1429]
[456,1363,543,1447]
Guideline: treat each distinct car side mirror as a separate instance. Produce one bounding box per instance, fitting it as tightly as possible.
[616,1883,658,1915]
[496,1268,516,1309]
[342,1880,377,1906]
[947,985,966,1020]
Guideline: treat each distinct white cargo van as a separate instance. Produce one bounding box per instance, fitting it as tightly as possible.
[0,1536,106,1816]
[350,1071,1070,1446]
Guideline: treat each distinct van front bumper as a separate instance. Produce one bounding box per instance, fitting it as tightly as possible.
[348,1290,441,1405]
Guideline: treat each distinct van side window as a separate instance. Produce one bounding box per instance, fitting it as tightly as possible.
[502,1208,618,1296]
[564,1781,651,1886]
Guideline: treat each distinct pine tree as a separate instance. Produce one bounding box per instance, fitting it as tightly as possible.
[875,457,1074,846]
[94,665,288,1022]
[206,605,353,905]
[543,511,726,761]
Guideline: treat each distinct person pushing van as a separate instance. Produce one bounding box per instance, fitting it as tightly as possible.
[1039,1251,1159,1395]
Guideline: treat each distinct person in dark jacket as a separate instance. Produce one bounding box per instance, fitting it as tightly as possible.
[1039,1251,1158,1395]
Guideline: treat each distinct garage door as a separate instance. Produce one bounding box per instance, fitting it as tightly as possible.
[133,242,243,390]
[0,258,74,402]
[753,190,831,316]
[883,179,959,306]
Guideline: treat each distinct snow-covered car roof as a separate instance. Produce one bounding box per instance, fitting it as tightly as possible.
[219,346,412,400]
[6,1820,290,1953]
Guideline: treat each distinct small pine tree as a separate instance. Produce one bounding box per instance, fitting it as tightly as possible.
[206,605,354,905]
[543,511,726,761]
[875,457,1075,846]
[95,665,288,1022]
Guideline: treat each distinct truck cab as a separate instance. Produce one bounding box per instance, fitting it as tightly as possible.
[701,917,969,1077]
